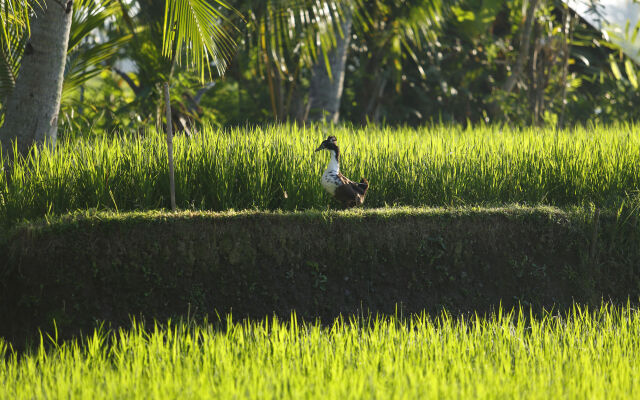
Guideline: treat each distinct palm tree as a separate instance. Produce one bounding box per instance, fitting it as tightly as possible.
[61,0,131,131]
[305,5,353,122]
[228,0,443,123]
[350,0,444,123]
[0,0,73,155]
[96,0,223,134]
[0,0,237,155]
[229,0,351,121]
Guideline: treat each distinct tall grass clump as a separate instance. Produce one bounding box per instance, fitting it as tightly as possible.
[2,123,640,224]
[2,304,640,399]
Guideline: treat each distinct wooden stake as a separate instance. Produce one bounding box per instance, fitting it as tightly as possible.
[590,208,600,266]
[163,82,176,212]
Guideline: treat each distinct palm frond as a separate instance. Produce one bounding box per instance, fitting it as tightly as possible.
[0,0,44,60]
[69,0,121,52]
[355,0,443,91]
[0,23,27,102]
[162,0,239,80]
[0,0,37,102]
[61,0,130,105]
[62,35,132,101]
[244,0,354,75]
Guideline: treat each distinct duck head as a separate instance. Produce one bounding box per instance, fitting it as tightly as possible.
[314,136,339,153]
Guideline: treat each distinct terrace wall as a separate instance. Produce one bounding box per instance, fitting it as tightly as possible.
[2,207,640,346]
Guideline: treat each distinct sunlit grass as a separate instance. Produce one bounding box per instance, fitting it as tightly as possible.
[2,123,640,224]
[2,304,639,399]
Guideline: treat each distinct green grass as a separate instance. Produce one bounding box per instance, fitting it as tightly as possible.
[2,304,639,399]
[2,123,640,224]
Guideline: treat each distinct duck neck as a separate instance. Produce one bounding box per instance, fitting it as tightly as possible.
[326,149,340,172]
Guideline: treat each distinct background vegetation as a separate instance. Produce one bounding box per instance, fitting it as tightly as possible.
[1,0,638,138]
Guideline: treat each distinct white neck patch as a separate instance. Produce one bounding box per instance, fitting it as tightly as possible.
[321,150,341,195]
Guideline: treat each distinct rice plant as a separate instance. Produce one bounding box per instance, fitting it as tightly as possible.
[2,123,640,224]
[2,304,640,399]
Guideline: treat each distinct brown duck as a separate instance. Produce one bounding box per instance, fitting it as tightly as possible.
[315,136,369,207]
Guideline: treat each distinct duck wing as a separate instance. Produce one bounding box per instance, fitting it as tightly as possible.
[337,173,368,194]
[334,173,368,206]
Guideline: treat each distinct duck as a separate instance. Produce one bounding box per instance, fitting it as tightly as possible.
[314,135,369,207]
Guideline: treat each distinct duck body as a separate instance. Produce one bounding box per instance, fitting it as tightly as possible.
[320,151,342,195]
[315,136,369,207]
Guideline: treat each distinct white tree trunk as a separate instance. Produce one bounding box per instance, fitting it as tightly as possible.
[306,11,353,123]
[502,0,539,94]
[0,0,73,154]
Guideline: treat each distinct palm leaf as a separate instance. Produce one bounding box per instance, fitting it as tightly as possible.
[355,0,443,91]
[61,0,129,104]
[0,0,36,47]
[69,0,121,52]
[162,0,239,80]
[62,35,132,101]
[0,0,37,102]
[244,0,354,74]
[0,22,27,102]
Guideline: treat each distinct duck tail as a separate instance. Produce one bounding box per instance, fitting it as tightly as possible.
[358,178,369,195]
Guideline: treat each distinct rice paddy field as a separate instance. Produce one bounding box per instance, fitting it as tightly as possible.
[3,124,640,398]
[1,305,639,399]
[2,123,640,224]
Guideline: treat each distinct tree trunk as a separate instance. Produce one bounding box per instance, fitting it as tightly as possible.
[305,10,353,123]
[0,0,73,155]
[363,74,387,124]
[356,45,384,124]
[502,0,539,94]
[557,7,574,129]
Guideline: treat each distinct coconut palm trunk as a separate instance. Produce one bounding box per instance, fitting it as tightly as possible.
[0,0,73,155]
[305,10,352,123]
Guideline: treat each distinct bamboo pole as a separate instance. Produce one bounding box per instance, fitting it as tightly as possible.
[163,82,176,212]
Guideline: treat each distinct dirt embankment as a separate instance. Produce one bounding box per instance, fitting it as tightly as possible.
[2,207,639,346]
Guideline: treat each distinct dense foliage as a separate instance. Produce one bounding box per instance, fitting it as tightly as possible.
[2,304,640,399]
[42,0,640,136]
[2,123,640,224]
